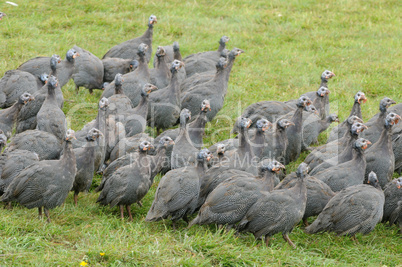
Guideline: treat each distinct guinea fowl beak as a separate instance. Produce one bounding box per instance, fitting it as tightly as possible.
[335,118,340,123]
[58,59,62,63]
[392,115,401,125]
[73,53,80,58]
[169,140,175,145]
[358,95,367,104]
[326,72,335,79]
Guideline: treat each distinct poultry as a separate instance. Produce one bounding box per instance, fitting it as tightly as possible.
[102,58,138,83]
[327,91,367,143]
[389,103,402,174]
[72,45,104,94]
[309,122,368,175]
[283,95,313,164]
[237,163,308,248]
[105,73,133,119]
[72,128,102,205]
[171,109,198,169]
[184,36,230,78]
[261,119,294,164]
[102,43,150,108]
[382,177,402,233]
[189,160,285,228]
[102,15,157,63]
[17,48,80,88]
[96,141,154,221]
[0,150,39,197]
[15,55,64,134]
[181,57,228,122]
[155,99,211,150]
[275,170,335,226]
[304,116,365,170]
[364,112,401,188]
[36,76,67,142]
[124,83,158,137]
[210,144,226,166]
[153,41,183,67]
[0,70,47,108]
[0,130,77,223]
[314,138,372,192]
[149,46,170,90]
[0,92,35,138]
[145,149,213,229]
[0,12,6,20]
[147,60,185,134]
[305,171,384,238]
[302,113,339,151]
[361,97,396,143]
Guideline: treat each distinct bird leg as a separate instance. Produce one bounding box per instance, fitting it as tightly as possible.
[126,205,133,222]
[137,201,143,207]
[4,202,12,210]
[75,85,79,94]
[172,221,177,231]
[44,208,51,223]
[119,205,124,220]
[264,236,270,247]
[89,89,93,94]
[303,218,309,226]
[282,233,296,248]
[38,207,43,219]
[182,215,189,224]
[74,193,78,206]
[351,235,359,244]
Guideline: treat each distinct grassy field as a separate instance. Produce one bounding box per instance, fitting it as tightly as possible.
[0,0,401,265]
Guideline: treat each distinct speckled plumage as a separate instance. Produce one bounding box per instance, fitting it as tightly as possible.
[382,178,402,232]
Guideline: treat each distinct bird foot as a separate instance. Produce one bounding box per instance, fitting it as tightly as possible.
[282,233,296,249]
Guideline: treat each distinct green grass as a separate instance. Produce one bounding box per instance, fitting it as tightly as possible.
[1,0,402,265]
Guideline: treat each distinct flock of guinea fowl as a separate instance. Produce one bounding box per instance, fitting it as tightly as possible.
[0,14,401,248]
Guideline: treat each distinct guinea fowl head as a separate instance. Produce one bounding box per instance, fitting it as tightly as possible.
[296,95,312,108]
[329,114,340,123]
[353,138,371,151]
[39,73,49,84]
[148,15,157,26]
[350,122,368,135]
[200,99,211,112]
[228,48,245,59]
[137,43,149,56]
[65,129,76,141]
[141,83,158,96]
[260,159,285,174]
[19,92,35,105]
[256,119,272,132]
[347,115,364,126]
[155,46,166,57]
[385,112,401,127]
[197,149,213,162]
[304,104,319,116]
[101,82,109,91]
[236,117,252,130]
[216,57,228,70]
[99,97,109,109]
[139,141,154,152]
[321,70,335,81]
[179,108,191,126]
[50,54,61,69]
[379,97,396,112]
[219,36,230,45]
[354,91,367,104]
[85,128,103,141]
[47,75,59,88]
[316,86,330,97]
[393,178,402,189]
[173,41,180,52]
[130,60,139,71]
[366,171,381,189]
[159,136,175,147]
[216,144,226,155]
[114,73,123,86]
[170,60,185,73]
[0,12,6,20]
[66,49,79,62]
[296,162,309,179]
[277,119,295,129]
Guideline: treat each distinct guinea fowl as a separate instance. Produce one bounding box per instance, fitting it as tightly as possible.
[382,177,402,232]
[171,109,198,169]
[302,113,339,151]
[97,141,154,221]
[261,119,294,163]
[362,97,396,143]
[145,149,213,229]
[124,83,158,137]
[153,41,183,67]
[72,45,104,94]
[0,12,6,20]
[190,160,285,228]
[327,91,367,143]
[155,99,211,150]
[149,46,170,89]
[107,132,154,163]
[181,57,229,122]
[147,60,184,134]
[0,92,35,138]
[0,70,47,108]
[16,55,64,134]
[102,43,150,108]
[314,138,372,192]
[184,36,230,78]
[0,130,77,223]
[275,170,335,226]
[102,15,157,63]
[305,171,384,238]
[102,58,138,83]
[72,128,102,205]
[237,163,308,248]
[36,76,67,142]
[105,73,133,118]
[17,48,79,88]
[364,112,401,188]
[310,122,368,175]
[284,95,313,164]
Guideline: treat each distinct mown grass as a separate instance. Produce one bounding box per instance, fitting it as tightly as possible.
[0,0,401,266]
